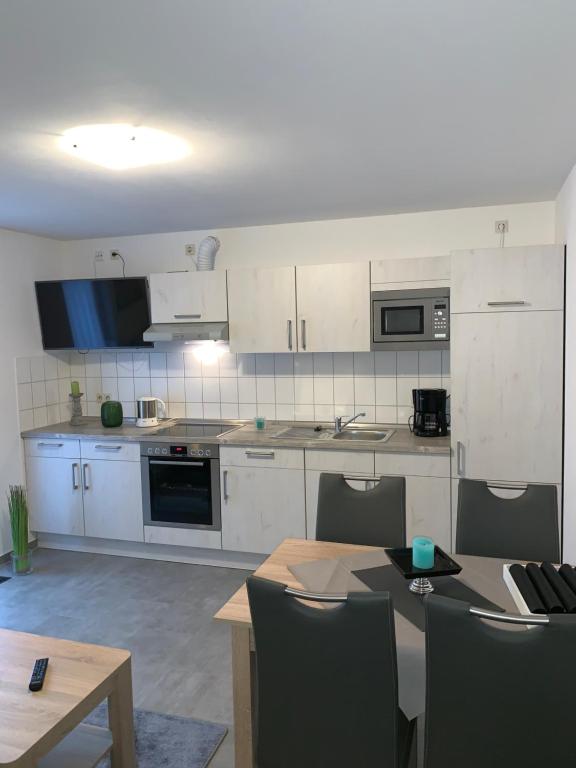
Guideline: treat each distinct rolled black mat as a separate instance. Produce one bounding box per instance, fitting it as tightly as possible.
[559,564,576,597]
[509,564,546,614]
[541,562,576,613]
[526,562,564,613]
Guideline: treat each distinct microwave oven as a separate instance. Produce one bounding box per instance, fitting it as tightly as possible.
[371,288,450,350]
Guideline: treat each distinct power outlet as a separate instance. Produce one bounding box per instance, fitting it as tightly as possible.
[185,244,196,257]
[110,250,121,260]
[95,251,104,261]
[495,220,509,234]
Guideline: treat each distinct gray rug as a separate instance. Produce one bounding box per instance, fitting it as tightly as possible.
[86,704,227,767]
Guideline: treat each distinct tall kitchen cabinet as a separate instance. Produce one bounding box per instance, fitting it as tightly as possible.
[450,245,564,540]
[227,262,370,352]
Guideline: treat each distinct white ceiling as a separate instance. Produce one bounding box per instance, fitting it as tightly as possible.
[1,0,576,240]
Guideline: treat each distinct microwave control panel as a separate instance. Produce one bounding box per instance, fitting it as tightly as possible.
[432,302,449,339]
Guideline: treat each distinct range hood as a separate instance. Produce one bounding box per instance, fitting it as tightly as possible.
[143,322,229,343]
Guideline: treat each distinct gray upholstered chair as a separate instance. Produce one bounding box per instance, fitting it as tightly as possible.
[423,594,576,767]
[315,473,406,548]
[455,478,560,562]
[247,575,416,768]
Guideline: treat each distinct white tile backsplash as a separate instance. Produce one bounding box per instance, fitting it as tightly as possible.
[15,347,451,430]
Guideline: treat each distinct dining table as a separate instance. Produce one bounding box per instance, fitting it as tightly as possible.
[214,537,523,768]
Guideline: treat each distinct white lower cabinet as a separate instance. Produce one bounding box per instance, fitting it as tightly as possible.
[82,459,144,542]
[26,455,85,536]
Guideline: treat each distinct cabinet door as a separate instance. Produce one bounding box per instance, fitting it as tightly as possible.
[149,271,228,324]
[451,245,564,313]
[371,255,450,291]
[26,456,84,535]
[221,466,305,553]
[296,262,370,352]
[228,266,297,353]
[82,460,144,541]
[451,311,563,484]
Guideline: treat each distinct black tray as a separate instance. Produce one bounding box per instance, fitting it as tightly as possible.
[387,546,462,580]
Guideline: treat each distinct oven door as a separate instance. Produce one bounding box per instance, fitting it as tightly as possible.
[142,456,221,531]
[372,297,434,343]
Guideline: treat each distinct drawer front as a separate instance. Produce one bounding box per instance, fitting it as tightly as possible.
[305,449,374,474]
[220,446,304,470]
[24,438,80,459]
[375,452,450,478]
[80,440,141,462]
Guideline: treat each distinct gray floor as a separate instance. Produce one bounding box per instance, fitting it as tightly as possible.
[0,548,248,767]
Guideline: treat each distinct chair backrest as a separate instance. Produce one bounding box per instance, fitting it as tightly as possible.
[455,478,559,562]
[247,575,402,768]
[424,594,576,767]
[316,473,406,548]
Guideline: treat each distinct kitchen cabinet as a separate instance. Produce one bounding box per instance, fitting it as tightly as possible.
[220,447,306,553]
[26,456,84,536]
[371,255,450,291]
[227,266,297,353]
[149,271,228,324]
[296,262,370,352]
[450,310,563,485]
[451,245,564,314]
[82,459,143,542]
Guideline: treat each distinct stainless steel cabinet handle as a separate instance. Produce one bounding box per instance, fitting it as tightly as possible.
[223,470,229,501]
[82,463,90,491]
[486,301,527,307]
[174,313,201,319]
[301,319,307,350]
[72,463,79,490]
[149,460,205,467]
[456,441,465,476]
[245,450,275,459]
[287,319,293,350]
[94,444,123,451]
[37,442,64,448]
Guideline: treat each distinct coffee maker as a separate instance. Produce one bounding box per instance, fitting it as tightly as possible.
[410,389,448,437]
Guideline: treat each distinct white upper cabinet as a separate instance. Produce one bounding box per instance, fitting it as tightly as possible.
[296,262,370,352]
[227,266,297,353]
[149,271,228,324]
[451,245,564,313]
[371,255,451,290]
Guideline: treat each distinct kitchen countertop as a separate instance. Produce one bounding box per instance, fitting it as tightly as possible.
[21,418,450,456]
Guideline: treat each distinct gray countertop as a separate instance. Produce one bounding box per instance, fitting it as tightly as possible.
[21,418,450,456]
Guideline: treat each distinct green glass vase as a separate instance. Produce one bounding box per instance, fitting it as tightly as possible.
[101,400,123,428]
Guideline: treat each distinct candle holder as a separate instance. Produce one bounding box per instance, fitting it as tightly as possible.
[409,576,435,594]
[387,546,462,595]
[69,393,84,426]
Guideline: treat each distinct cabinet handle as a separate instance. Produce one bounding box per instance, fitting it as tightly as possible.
[223,470,229,501]
[82,463,90,491]
[456,441,465,476]
[486,301,527,307]
[37,442,64,448]
[174,313,201,319]
[72,463,79,490]
[245,450,275,459]
[287,319,293,350]
[301,319,307,350]
[94,444,122,451]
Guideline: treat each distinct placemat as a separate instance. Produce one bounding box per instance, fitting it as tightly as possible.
[354,564,503,631]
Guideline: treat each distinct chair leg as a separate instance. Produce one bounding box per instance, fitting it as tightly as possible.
[398,710,417,768]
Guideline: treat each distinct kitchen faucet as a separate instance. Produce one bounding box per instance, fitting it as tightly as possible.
[334,412,366,433]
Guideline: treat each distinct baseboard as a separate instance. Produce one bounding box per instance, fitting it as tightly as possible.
[37,534,265,571]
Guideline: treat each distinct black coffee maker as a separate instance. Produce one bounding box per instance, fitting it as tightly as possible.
[410,388,449,437]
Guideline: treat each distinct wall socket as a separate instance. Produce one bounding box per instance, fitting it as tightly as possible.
[185,244,196,257]
[95,251,104,261]
[110,250,121,260]
[495,220,509,234]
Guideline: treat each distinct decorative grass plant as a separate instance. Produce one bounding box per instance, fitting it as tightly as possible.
[7,485,31,574]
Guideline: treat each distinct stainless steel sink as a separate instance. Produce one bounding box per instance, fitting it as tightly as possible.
[273,426,333,440]
[332,429,394,442]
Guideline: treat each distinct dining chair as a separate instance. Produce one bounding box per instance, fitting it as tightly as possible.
[316,473,406,548]
[455,478,560,562]
[423,594,576,767]
[246,575,416,768]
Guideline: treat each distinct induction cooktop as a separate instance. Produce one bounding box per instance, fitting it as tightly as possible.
[154,422,240,439]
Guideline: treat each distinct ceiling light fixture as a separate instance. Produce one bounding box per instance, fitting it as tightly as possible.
[59,124,190,170]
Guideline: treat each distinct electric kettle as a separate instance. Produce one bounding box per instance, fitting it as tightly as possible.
[136,396,166,428]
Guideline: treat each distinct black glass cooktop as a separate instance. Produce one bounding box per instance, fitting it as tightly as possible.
[155,423,238,439]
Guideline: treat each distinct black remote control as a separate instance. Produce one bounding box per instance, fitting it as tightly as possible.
[29,658,49,692]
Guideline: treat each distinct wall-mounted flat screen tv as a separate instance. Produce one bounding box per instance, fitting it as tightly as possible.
[35,277,152,350]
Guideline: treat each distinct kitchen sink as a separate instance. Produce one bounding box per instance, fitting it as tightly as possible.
[332,429,394,442]
[273,426,333,440]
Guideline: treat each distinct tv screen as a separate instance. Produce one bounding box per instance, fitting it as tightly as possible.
[35,278,152,350]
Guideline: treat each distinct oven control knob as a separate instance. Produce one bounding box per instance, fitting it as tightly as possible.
[154,448,160,455]
[205,449,211,456]
[198,450,204,456]
[162,448,168,455]
[147,448,153,455]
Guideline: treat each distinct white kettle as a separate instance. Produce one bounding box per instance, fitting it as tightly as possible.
[136,397,166,428]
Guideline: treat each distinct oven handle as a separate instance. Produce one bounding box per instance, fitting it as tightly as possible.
[149,460,206,467]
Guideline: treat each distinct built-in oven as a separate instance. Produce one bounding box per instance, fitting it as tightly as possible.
[371,287,450,350]
[141,442,221,531]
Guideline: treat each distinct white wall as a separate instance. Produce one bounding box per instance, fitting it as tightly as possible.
[556,170,575,561]
[57,201,555,278]
[0,228,61,555]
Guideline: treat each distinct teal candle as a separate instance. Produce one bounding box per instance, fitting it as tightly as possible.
[412,536,435,570]
[254,416,266,430]
[70,380,80,396]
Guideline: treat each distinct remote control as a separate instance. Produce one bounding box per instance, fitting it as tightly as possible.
[29,658,49,692]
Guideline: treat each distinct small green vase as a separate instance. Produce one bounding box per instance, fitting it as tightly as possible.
[101,400,123,428]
